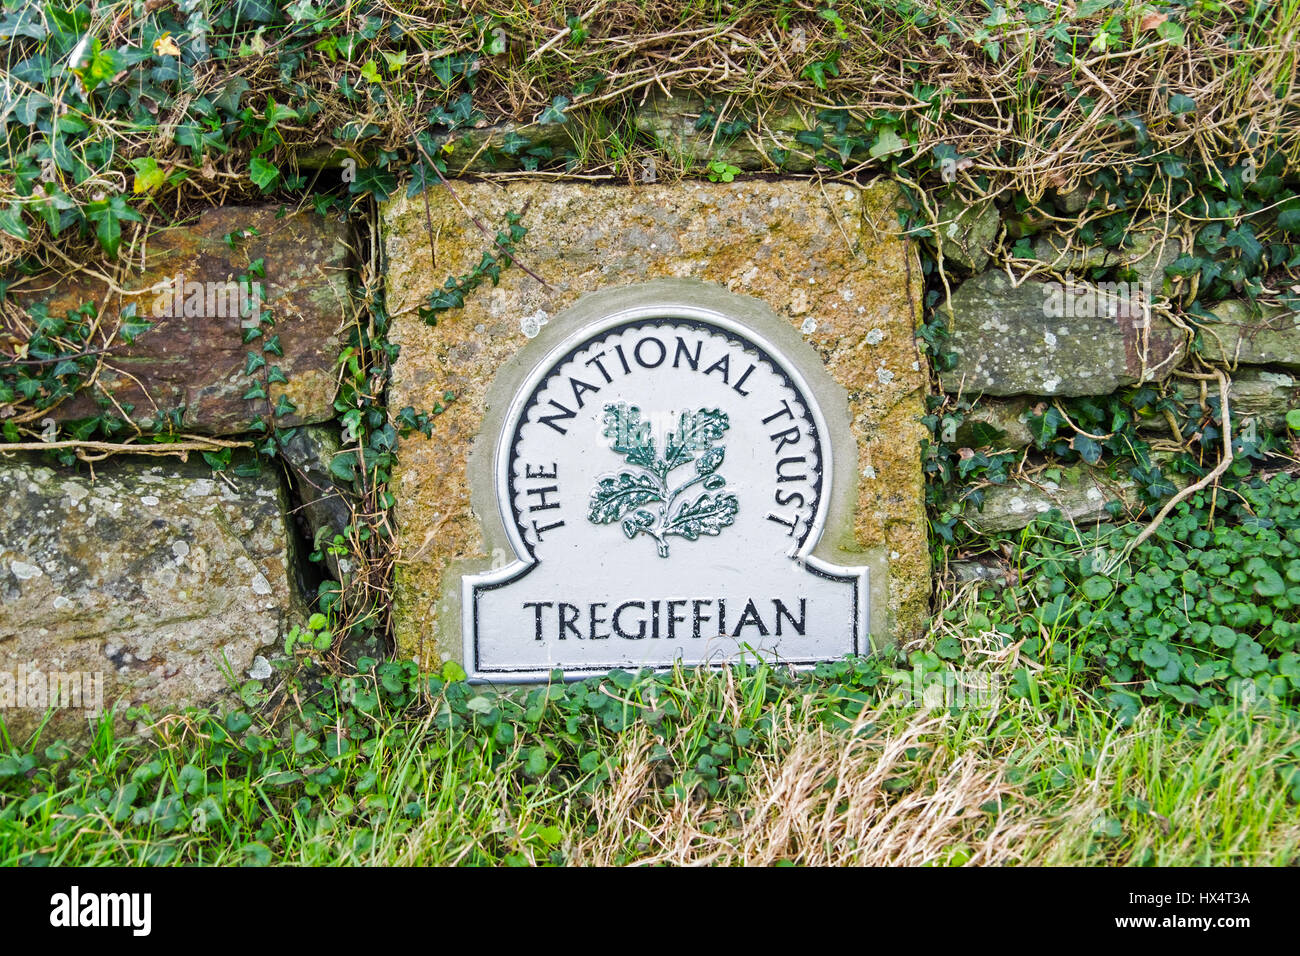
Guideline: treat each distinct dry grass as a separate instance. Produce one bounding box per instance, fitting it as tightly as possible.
[570,711,1037,866]
[561,704,1300,866]
[5,2,1298,268]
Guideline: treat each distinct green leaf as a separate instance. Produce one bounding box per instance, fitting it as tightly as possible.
[1139,641,1169,668]
[0,204,28,240]
[1210,625,1238,649]
[263,98,298,127]
[935,637,962,660]
[329,451,358,483]
[1278,201,1300,234]
[1254,568,1286,597]
[249,157,279,191]
[1155,19,1185,45]
[441,660,467,683]
[1071,434,1102,464]
[869,128,907,160]
[539,96,570,124]
[131,157,166,194]
[1081,576,1113,601]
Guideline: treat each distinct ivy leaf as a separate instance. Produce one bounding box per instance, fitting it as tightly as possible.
[75,39,126,91]
[869,127,907,160]
[117,305,152,345]
[263,98,298,127]
[1224,225,1263,268]
[1071,434,1102,463]
[82,195,141,258]
[1277,200,1300,234]
[329,451,358,483]
[214,76,250,114]
[539,96,570,124]
[249,157,279,191]
[0,203,29,240]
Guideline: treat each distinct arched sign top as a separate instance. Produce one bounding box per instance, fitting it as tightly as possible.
[498,309,831,562]
[464,290,869,682]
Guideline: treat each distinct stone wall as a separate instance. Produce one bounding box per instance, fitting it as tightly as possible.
[4,129,1297,734]
[2,205,352,738]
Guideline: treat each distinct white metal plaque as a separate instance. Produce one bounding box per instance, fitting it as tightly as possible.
[463,306,869,680]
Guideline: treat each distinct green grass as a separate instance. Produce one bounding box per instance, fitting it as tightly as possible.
[2,601,1296,866]
[6,473,1300,866]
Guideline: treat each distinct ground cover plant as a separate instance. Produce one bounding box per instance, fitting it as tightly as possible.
[3,471,1300,865]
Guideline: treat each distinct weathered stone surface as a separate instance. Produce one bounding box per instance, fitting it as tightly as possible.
[445,120,586,175]
[950,558,1016,587]
[632,94,817,173]
[935,197,999,273]
[940,270,1186,397]
[1198,299,1300,369]
[1136,367,1300,436]
[960,466,1142,534]
[382,178,929,670]
[956,397,1035,450]
[1048,184,1090,215]
[297,96,820,177]
[1032,226,1181,285]
[8,205,352,435]
[0,455,300,740]
[1188,369,1300,432]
